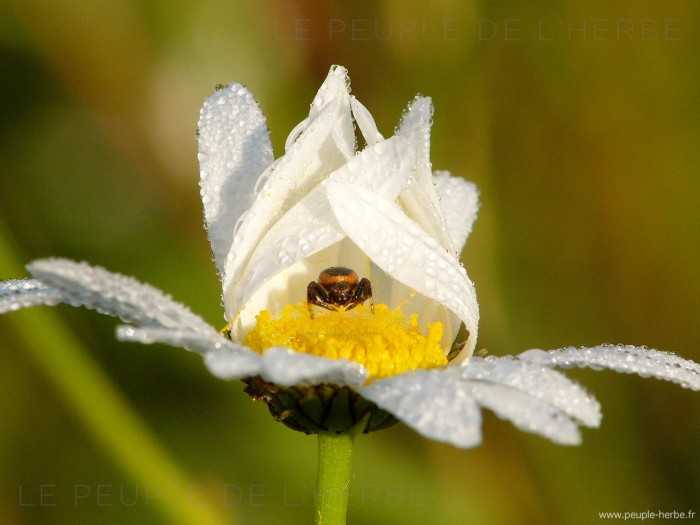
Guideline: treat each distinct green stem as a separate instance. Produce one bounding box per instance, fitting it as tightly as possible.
[315,431,355,525]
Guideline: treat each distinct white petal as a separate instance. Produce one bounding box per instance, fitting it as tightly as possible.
[204,345,264,380]
[468,381,582,445]
[226,136,415,318]
[350,96,384,145]
[328,183,479,358]
[519,345,700,391]
[361,360,599,448]
[198,82,274,277]
[0,279,65,313]
[282,66,354,158]
[115,325,238,355]
[359,370,483,448]
[461,357,601,428]
[259,348,368,387]
[397,96,433,176]
[433,171,480,253]
[308,65,355,159]
[311,65,351,114]
[222,97,352,316]
[284,116,311,152]
[27,258,216,335]
[396,96,454,254]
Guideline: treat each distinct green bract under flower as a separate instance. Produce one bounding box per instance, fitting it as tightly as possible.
[244,303,446,382]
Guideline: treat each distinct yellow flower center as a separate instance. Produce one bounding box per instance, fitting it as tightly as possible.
[244,303,447,381]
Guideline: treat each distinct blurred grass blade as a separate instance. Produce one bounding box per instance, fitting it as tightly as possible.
[0,219,232,525]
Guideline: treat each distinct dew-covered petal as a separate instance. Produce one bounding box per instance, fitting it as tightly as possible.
[198,82,274,277]
[204,344,265,380]
[289,65,355,159]
[519,345,700,391]
[396,97,433,183]
[116,325,239,355]
[468,381,582,445]
[461,357,601,427]
[433,171,480,253]
[359,370,483,448]
[310,65,351,116]
[226,136,415,318]
[222,97,353,316]
[328,182,479,358]
[361,360,599,448]
[0,279,65,313]
[26,258,216,335]
[396,96,454,253]
[351,96,384,145]
[258,348,368,387]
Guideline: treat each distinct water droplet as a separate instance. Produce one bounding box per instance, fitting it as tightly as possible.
[215,83,225,91]
[194,129,200,140]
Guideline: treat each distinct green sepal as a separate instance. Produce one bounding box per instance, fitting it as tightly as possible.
[243,377,398,435]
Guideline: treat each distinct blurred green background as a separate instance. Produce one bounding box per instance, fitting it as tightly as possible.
[1,1,699,524]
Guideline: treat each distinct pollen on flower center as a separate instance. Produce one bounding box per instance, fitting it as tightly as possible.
[244,303,446,381]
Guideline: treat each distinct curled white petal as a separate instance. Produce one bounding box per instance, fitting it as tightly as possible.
[284,65,354,158]
[519,345,700,391]
[397,96,433,181]
[396,96,454,254]
[359,370,483,448]
[258,348,368,387]
[27,258,216,335]
[198,82,274,277]
[222,97,353,318]
[350,96,384,145]
[328,182,479,358]
[229,136,416,322]
[0,279,65,313]
[433,171,480,253]
[310,65,351,115]
[284,117,310,152]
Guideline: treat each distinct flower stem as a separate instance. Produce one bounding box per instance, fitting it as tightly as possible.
[315,431,355,525]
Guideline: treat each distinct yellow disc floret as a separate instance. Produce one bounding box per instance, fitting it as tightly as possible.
[244,303,447,382]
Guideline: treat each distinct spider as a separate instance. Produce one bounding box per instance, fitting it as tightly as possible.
[306,267,373,318]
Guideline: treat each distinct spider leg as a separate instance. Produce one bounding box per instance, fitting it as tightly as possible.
[307,282,336,318]
[355,278,374,314]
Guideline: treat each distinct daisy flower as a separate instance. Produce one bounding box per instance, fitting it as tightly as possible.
[1,65,698,524]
